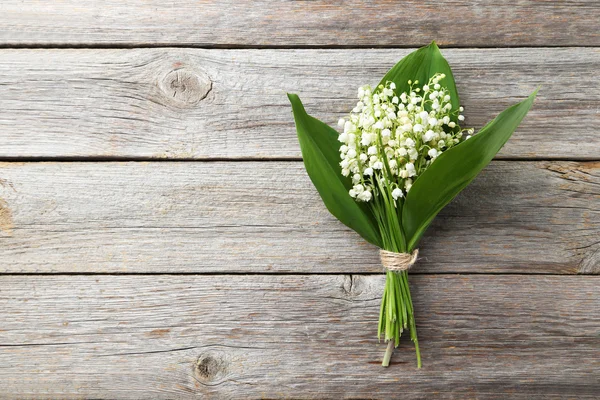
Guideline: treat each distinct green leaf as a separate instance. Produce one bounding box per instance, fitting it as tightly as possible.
[287,93,382,247]
[379,41,460,123]
[402,90,538,250]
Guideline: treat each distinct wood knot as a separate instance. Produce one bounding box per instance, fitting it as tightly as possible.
[341,275,363,297]
[158,66,212,108]
[194,350,228,384]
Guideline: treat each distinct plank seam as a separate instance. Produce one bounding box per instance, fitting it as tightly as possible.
[0,157,598,163]
[0,44,598,50]
[0,272,596,276]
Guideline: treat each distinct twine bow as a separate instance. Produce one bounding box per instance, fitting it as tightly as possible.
[379,248,419,272]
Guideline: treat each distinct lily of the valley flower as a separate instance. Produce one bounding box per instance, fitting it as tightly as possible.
[338,74,474,204]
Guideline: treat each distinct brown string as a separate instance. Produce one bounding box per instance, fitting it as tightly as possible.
[379,248,419,272]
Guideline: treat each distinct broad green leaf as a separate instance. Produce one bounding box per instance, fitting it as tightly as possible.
[379,41,460,124]
[288,93,382,247]
[402,90,538,250]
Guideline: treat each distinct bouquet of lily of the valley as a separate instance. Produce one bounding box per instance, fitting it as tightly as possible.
[288,42,536,368]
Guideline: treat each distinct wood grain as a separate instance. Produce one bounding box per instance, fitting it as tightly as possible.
[0,161,598,274]
[0,48,598,159]
[0,1,598,47]
[1,2,597,398]
[0,274,597,399]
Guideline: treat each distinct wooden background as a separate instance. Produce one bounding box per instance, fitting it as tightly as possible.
[0,1,599,398]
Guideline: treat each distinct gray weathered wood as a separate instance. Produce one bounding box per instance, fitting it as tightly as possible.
[0,274,597,399]
[0,48,598,159]
[0,1,598,47]
[0,161,598,274]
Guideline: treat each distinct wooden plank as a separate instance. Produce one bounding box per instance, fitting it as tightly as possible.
[0,161,598,274]
[0,274,597,398]
[0,48,598,159]
[0,1,598,47]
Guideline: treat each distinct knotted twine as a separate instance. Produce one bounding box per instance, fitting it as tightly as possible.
[380,248,419,272]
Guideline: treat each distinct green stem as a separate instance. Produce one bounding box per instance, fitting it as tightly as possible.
[371,181,420,368]
[414,338,422,369]
[382,339,395,367]
[378,270,421,368]
[402,271,421,368]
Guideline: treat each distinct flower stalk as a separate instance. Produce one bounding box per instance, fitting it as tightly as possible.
[379,270,421,368]
[370,182,421,367]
